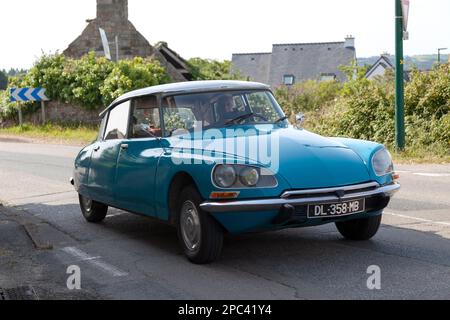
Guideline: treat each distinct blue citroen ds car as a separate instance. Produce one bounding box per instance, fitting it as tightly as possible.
[71,81,400,264]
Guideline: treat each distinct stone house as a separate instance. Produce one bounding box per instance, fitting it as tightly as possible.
[232,37,356,87]
[64,0,191,82]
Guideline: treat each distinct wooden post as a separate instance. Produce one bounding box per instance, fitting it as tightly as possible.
[41,101,46,124]
[18,104,23,126]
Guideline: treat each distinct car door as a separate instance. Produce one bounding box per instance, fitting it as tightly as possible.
[114,95,165,216]
[88,100,131,205]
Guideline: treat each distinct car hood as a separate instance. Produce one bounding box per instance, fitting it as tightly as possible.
[168,126,372,189]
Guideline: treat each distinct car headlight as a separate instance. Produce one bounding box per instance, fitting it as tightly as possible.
[372,148,394,177]
[213,165,277,189]
[240,167,260,187]
[213,165,237,188]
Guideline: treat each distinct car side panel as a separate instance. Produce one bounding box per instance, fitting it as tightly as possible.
[114,139,164,216]
[87,140,123,205]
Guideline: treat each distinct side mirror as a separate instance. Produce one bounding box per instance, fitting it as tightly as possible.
[296,113,305,127]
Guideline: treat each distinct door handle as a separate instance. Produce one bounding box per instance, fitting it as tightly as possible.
[120,144,129,150]
[93,146,100,152]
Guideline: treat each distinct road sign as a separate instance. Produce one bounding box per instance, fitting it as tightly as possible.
[99,28,112,60]
[401,0,410,39]
[401,0,410,32]
[10,87,49,102]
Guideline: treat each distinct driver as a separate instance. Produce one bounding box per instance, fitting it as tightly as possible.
[216,94,244,123]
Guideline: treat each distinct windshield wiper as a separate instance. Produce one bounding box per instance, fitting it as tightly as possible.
[225,113,255,126]
[274,116,288,124]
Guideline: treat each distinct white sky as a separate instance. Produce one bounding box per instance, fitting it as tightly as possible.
[0,0,449,70]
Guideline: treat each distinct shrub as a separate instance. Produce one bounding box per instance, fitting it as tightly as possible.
[9,53,170,111]
[274,63,450,159]
[187,58,243,81]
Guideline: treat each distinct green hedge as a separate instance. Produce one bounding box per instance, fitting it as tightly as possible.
[289,64,450,158]
[6,53,169,112]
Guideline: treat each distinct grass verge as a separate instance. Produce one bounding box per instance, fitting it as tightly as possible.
[0,123,98,145]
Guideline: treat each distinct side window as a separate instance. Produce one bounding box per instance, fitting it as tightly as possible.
[104,101,131,140]
[97,116,107,141]
[130,95,162,139]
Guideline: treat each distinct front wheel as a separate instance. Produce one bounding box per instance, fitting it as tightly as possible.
[336,214,382,241]
[79,194,108,223]
[177,186,224,264]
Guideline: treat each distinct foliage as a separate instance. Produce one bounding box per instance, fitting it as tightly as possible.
[100,57,169,105]
[7,53,170,111]
[282,63,450,161]
[0,90,21,119]
[0,70,7,90]
[187,58,244,81]
[0,122,98,145]
[274,80,342,117]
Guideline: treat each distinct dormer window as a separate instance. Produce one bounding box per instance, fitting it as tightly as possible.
[283,75,295,86]
[320,73,336,82]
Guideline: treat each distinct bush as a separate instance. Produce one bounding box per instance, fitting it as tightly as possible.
[0,90,18,119]
[187,58,243,81]
[10,53,170,111]
[275,63,450,160]
[274,80,341,117]
[100,57,169,105]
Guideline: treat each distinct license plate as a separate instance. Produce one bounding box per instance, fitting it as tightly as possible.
[307,199,366,219]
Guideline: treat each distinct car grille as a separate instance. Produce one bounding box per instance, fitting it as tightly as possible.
[282,182,379,200]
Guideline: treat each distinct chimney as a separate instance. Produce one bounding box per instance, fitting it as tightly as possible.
[344,35,355,49]
[97,0,128,21]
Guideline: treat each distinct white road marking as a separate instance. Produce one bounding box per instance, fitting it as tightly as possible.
[107,212,125,218]
[62,247,128,277]
[385,211,450,227]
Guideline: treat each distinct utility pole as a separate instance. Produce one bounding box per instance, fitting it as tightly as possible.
[395,0,406,151]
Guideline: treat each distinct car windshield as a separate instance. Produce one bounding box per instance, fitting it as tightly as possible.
[162,90,287,137]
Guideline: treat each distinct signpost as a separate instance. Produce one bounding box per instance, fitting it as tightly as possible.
[10,88,50,125]
[395,0,410,151]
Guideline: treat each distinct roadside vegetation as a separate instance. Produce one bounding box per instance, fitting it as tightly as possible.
[274,63,449,163]
[0,123,97,145]
[0,53,448,162]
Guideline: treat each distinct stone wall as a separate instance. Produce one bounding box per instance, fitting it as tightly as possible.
[1,101,102,127]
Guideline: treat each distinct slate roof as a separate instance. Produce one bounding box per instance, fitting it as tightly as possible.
[365,55,411,81]
[232,39,356,86]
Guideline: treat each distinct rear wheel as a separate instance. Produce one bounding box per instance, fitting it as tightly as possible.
[79,194,108,223]
[336,214,382,241]
[177,186,224,264]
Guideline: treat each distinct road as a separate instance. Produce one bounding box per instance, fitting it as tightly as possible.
[0,140,449,300]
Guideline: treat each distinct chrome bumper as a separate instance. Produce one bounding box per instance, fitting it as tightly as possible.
[200,182,400,213]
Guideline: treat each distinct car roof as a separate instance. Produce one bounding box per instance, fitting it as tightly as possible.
[99,80,270,117]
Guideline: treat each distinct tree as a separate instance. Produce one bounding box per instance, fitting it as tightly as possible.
[0,70,8,90]
[187,58,243,81]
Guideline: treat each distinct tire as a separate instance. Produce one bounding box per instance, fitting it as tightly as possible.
[177,185,224,264]
[79,194,108,223]
[336,214,382,241]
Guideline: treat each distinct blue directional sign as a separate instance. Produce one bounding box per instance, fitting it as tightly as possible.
[10,88,50,102]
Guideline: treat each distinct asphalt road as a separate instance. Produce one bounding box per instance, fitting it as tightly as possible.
[0,140,449,300]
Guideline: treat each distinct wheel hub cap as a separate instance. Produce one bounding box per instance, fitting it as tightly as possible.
[180,201,201,252]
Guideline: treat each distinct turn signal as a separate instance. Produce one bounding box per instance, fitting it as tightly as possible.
[392,173,400,181]
[210,192,240,200]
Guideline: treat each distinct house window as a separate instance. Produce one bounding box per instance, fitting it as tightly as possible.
[283,75,295,86]
[320,73,336,82]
